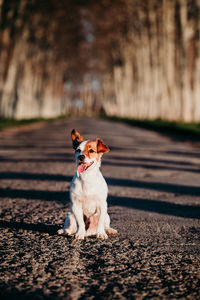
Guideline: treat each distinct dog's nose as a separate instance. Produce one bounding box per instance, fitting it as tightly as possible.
[78,155,85,161]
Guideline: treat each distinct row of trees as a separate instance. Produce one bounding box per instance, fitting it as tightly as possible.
[91,0,200,121]
[0,0,200,121]
[0,0,89,118]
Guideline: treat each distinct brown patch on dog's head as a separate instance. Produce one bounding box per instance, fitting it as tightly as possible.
[82,139,109,161]
[83,140,97,158]
[71,129,84,149]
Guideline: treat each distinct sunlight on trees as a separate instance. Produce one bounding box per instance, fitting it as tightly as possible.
[0,0,199,121]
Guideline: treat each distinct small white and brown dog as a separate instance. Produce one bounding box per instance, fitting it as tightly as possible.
[57,129,117,239]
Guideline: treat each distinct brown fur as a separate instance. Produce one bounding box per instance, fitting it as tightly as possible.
[71,129,84,149]
[83,139,110,162]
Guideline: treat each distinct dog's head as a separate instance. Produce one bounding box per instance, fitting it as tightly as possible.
[71,129,109,173]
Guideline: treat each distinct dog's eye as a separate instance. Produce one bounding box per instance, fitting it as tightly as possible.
[89,149,95,153]
[75,149,81,153]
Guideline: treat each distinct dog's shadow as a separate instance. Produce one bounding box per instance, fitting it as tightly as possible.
[0,219,60,235]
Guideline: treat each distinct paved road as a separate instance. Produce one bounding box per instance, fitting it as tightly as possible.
[0,117,200,299]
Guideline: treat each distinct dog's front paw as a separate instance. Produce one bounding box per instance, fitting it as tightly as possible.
[106,228,118,235]
[57,228,75,236]
[57,229,64,235]
[75,231,85,240]
[97,232,108,239]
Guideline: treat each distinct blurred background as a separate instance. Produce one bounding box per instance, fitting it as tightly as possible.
[0,0,199,121]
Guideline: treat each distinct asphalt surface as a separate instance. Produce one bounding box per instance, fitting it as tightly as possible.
[0,117,200,299]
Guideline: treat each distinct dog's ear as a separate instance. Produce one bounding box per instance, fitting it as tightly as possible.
[71,129,84,149]
[96,139,110,153]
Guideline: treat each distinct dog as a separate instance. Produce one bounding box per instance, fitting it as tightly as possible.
[57,129,117,239]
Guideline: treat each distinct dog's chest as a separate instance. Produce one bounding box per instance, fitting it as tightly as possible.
[71,171,106,196]
[70,172,107,217]
[81,195,99,217]
[77,181,101,217]
[81,179,98,195]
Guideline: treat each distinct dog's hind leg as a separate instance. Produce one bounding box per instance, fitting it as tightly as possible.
[104,213,118,235]
[85,215,98,237]
[57,212,77,235]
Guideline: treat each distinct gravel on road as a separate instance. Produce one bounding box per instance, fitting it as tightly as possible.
[0,117,200,299]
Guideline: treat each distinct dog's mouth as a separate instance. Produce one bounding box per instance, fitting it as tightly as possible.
[77,161,94,173]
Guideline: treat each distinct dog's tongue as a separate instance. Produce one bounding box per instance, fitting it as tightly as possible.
[77,162,93,173]
[77,163,88,173]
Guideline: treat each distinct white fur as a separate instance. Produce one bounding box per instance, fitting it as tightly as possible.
[58,139,117,239]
